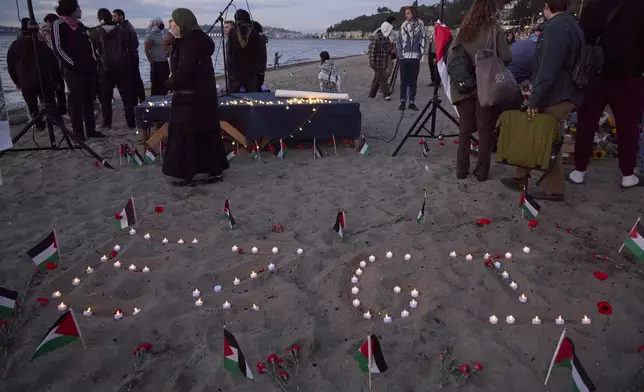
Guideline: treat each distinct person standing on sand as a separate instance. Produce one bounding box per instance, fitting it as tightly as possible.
[226,9,263,93]
[254,21,268,91]
[368,21,393,101]
[113,9,146,104]
[52,0,105,140]
[145,17,170,96]
[318,51,341,92]
[274,52,282,68]
[396,6,426,111]
[163,8,229,187]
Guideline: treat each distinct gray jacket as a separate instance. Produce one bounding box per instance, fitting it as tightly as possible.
[528,12,583,110]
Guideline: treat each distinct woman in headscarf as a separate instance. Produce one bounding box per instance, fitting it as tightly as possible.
[318,51,341,92]
[145,17,170,96]
[163,8,229,187]
[226,9,263,93]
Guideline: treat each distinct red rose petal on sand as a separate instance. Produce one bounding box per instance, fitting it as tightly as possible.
[458,364,470,374]
[292,344,301,351]
[439,142,445,146]
[593,271,608,281]
[109,250,118,258]
[473,363,484,372]
[256,362,266,374]
[238,248,244,254]
[597,301,613,315]
[267,354,278,363]
[476,218,491,226]
[154,206,164,213]
[36,297,49,305]
[259,268,265,273]
[94,161,100,167]
[418,140,425,145]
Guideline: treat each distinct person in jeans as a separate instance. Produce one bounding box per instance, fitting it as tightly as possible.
[52,0,104,140]
[396,6,426,111]
[145,17,170,96]
[568,0,644,189]
[501,0,583,200]
[368,21,393,101]
[113,9,145,104]
[449,0,511,182]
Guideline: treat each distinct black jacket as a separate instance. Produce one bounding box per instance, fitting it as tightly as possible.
[89,23,132,75]
[51,19,97,75]
[118,20,140,59]
[529,12,583,109]
[226,24,263,78]
[579,0,644,78]
[166,29,218,129]
[7,37,62,91]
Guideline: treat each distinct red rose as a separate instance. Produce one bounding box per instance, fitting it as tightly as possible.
[256,362,266,374]
[593,271,608,281]
[272,224,277,231]
[278,370,289,381]
[418,140,426,145]
[458,364,470,374]
[114,213,123,220]
[276,357,285,366]
[439,142,445,146]
[238,248,244,254]
[297,144,304,149]
[267,354,278,363]
[473,363,484,372]
[567,228,572,233]
[141,342,152,351]
[292,344,301,352]
[278,224,284,232]
[343,139,352,145]
[259,268,265,273]
[453,139,459,144]
[597,301,613,315]
[36,297,49,306]
[45,262,58,270]
[154,206,164,214]
[109,250,118,259]
[94,161,100,167]
[0,320,8,328]
[484,259,493,268]
[528,219,539,228]
[476,218,491,226]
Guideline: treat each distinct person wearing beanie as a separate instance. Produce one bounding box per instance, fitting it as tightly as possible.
[368,21,394,100]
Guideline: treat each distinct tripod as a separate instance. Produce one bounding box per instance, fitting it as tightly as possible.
[0,1,112,168]
[207,0,235,97]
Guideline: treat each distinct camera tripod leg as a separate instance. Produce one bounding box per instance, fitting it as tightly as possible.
[391,101,436,157]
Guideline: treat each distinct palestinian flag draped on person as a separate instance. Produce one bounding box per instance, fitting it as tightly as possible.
[27,231,61,270]
[114,197,137,231]
[334,211,346,238]
[622,218,644,260]
[353,334,388,373]
[546,335,596,392]
[223,329,253,380]
[32,310,84,361]
[223,199,236,228]
[520,191,541,220]
[0,286,18,316]
[434,21,454,105]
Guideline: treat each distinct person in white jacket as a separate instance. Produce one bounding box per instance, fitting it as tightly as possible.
[396,6,426,111]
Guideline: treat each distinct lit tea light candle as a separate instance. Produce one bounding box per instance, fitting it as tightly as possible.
[351,286,359,295]
[401,309,410,318]
[86,266,94,274]
[268,263,276,272]
[83,307,92,316]
[192,238,198,244]
[484,253,491,259]
[177,239,184,244]
[351,276,359,284]
[72,278,81,286]
[410,289,419,298]
[363,311,372,320]
[232,245,238,252]
[506,315,515,324]
[52,291,61,298]
[57,302,67,311]
[272,247,279,254]
[133,307,141,315]
[383,314,392,323]
[101,255,108,262]
[297,248,303,255]
[352,299,360,308]
[192,289,201,298]
[449,251,457,258]
[128,264,137,271]
[251,246,258,254]
[162,238,168,244]
[369,255,376,262]
[404,253,411,261]
[252,304,259,311]
[114,310,123,320]
[501,271,510,279]
[355,268,363,276]
[113,261,121,268]
[129,228,136,235]
[250,271,258,279]
[142,266,150,273]
[386,251,393,259]
[489,315,498,324]
[494,261,501,269]
[359,260,367,268]
[509,281,518,290]
[222,301,231,309]
[214,285,222,292]
[393,286,401,294]
[505,252,512,259]
[466,254,473,261]
[195,298,203,307]
[532,316,541,325]
[144,233,151,240]
[523,246,531,254]
[233,277,240,285]
[581,315,591,325]
[519,294,528,303]
[555,316,565,325]
[113,244,121,252]
[409,299,418,308]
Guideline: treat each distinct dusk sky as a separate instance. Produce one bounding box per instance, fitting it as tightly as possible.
[0,0,436,32]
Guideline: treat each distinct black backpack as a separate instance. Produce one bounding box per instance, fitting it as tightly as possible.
[16,42,41,90]
[98,26,128,73]
[447,40,476,94]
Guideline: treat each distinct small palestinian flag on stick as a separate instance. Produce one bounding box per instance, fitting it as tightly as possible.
[619,218,644,260]
[32,309,85,361]
[0,286,18,317]
[313,138,323,159]
[223,199,236,228]
[417,190,426,224]
[27,231,61,271]
[119,143,130,165]
[421,138,429,157]
[114,197,137,231]
[132,148,144,166]
[333,211,346,238]
[251,141,261,161]
[544,330,596,391]
[227,144,239,163]
[223,328,253,380]
[276,139,286,159]
[144,147,157,164]
[354,334,388,389]
[356,134,371,156]
[520,191,541,220]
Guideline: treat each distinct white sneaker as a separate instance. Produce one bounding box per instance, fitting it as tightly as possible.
[384,96,391,101]
[568,170,585,184]
[621,175,640,188]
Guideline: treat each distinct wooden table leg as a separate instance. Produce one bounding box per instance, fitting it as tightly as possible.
[146,123,168,149]
[220,121,247,148]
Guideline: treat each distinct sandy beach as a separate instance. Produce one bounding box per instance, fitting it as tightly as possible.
[1,54,644,392]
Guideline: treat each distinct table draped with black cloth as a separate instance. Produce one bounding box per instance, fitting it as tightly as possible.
[135,92,362,141]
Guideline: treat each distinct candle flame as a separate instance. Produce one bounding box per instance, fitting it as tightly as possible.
[60,302,65,306]
[116,310,121,314]
[87,307,91,312]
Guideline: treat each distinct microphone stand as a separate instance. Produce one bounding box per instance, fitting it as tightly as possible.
[207,0,235,97]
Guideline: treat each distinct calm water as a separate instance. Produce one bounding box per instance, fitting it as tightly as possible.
[0,35,367,109]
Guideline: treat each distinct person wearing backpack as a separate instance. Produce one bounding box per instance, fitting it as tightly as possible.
[52,0,105,140]
[7,20,62,130]
[447,0,511,182]
[90,8,136,130]
[568,0,644,189]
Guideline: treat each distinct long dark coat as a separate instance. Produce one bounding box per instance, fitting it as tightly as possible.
[162,28,229,180]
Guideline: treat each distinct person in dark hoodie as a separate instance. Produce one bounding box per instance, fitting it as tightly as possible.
[163,8,229,187]
[569,0,644,189]
[253,21,268,91]
[113,9,146,104]
[7,18,62,130]
[226,9,263,93]
[52,0,104,140]
[90,8,135,129]
[501,0,583,201]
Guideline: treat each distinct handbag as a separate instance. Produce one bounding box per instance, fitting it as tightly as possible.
[475,26,517,107]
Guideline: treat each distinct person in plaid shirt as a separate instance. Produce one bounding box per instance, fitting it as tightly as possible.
[368,21,394,101]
